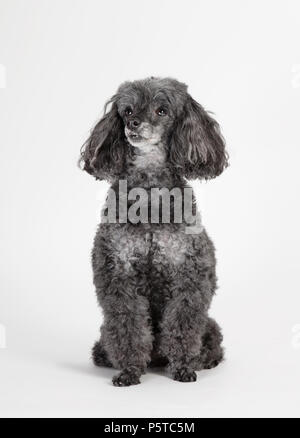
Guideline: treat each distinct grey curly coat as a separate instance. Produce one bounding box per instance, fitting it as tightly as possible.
[80,77,228,386]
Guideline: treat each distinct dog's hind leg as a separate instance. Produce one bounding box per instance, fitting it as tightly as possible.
[92,340,113,368]
[200,317,224,370]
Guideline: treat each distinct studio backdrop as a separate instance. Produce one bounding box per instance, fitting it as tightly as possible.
[0,0,300,418]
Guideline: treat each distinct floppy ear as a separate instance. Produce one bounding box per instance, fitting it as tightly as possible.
[79,99,126,180]
[169,96,228,179]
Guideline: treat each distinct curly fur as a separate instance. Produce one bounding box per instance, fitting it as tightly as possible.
[80,77,228,386]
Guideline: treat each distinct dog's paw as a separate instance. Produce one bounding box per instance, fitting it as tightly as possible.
[202,350,224,370]
[203,358,222,369]
[112,367,141,387]
[173,368,197,383]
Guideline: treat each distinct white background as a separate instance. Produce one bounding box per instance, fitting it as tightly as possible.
[0,0,300,418]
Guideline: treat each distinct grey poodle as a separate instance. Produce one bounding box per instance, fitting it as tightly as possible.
[79,77,228,386]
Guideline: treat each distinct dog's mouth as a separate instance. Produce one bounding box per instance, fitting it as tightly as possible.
[125,126,160,146]
[127,132,144,142]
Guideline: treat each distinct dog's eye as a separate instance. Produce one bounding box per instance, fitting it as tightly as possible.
[125,107,133,116]
[156,107,167,116]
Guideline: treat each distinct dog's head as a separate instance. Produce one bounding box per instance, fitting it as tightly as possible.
[80,77,228,180]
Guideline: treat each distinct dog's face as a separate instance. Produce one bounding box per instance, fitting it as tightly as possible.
[80,77,228,180]
[116,78,185,148]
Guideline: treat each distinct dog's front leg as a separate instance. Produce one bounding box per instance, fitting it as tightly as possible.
[158,276,208,383]
[97,273,153,387]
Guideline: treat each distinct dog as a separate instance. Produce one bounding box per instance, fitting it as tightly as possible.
[80,77,228,386]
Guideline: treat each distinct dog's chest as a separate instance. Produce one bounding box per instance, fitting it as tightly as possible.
[112,226,188,272]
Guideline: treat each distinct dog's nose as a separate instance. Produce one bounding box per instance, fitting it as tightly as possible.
[127,119,141,130]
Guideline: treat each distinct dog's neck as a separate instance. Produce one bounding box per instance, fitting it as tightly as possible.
[131,142,166,170]
[124,141,180,189]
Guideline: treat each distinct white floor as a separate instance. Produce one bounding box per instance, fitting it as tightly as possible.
[1,314,299,418]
